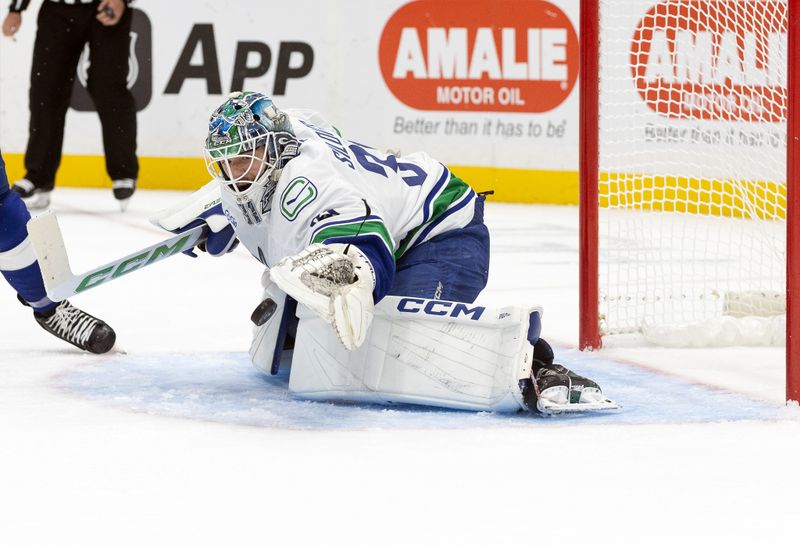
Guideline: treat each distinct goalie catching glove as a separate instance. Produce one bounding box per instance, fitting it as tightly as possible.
[270,243,376,351]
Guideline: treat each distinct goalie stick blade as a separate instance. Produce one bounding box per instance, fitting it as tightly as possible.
[26,210,75,300]
[28,210,208,300]
[536,397,621,416]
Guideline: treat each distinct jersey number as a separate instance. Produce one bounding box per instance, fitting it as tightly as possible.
[349,144,426,187]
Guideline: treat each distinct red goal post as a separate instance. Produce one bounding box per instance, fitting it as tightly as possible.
[579,0,800,402]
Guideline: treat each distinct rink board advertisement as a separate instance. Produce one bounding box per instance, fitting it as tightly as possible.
[0,0,580,202]
[597,0,788,216]
[599,0,787,178]
[0,0,787,204]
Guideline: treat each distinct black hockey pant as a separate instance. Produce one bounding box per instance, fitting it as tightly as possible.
[24,1,138,190]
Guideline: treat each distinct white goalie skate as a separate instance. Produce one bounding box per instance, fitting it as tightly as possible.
[520,339,620,415]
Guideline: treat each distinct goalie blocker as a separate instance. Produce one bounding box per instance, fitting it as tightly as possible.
[250,278,618,415]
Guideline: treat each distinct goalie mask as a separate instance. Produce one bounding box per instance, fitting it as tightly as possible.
[203,91,299,217]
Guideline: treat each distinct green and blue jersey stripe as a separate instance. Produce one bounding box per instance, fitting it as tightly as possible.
[395,167,474,258]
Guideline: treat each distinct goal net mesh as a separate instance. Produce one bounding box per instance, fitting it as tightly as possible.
[597,0,788,345]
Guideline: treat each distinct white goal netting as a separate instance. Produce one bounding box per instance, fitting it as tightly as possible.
[597,0,788,346]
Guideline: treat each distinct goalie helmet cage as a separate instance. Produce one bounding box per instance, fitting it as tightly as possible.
[578,0,800,401]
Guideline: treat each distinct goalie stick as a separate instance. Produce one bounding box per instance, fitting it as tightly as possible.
[26,210,206,301]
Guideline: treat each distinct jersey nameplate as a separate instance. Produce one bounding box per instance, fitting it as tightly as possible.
[280,177,318,221]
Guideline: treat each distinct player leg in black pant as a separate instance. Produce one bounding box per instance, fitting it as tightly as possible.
[13,2,91,210]
[87,5,138,210]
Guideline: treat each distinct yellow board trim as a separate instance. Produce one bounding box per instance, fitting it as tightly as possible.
[1,152,580,204]
[448,165,578,205]
[2,153,210,191]
[4,153,785,216]
[600,173,786,220]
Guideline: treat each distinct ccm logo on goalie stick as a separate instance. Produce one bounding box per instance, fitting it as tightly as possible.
[397,298,485,320]
[75,234,194,293]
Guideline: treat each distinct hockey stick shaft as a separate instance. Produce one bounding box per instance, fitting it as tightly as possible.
[27,210,206,301]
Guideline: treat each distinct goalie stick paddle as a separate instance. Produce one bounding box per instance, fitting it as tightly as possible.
[27,210,207,301]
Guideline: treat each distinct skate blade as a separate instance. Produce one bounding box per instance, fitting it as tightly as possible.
[24,194,52,211]
[536,397,621,415]
[117,198,131,212]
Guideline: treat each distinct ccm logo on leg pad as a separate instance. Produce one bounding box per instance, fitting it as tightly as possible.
[397,298,485,320]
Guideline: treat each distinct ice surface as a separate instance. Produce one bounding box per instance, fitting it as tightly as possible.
[60,351,790,429]
[2,189,799,545]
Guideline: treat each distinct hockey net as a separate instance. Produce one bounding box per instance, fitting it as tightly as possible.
[580,0,797,350]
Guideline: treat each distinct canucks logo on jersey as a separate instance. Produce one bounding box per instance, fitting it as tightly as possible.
[280,177,318,221]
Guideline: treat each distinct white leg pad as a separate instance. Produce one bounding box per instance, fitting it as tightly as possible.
[288,296,541,412]
[249,272,292,375]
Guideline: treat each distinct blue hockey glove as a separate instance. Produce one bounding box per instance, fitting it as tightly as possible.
[152,180,238,257]
[176,203,239,257]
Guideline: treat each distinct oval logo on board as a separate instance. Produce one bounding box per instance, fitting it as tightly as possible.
[378,0,579,113]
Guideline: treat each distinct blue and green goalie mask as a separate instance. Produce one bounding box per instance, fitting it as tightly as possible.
[204,91,299,204]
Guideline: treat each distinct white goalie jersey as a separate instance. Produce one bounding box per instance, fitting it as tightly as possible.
[219,109,478,273]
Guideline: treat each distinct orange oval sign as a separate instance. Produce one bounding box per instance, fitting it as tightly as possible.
[378,0,579,113]
[631,0,787,122]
